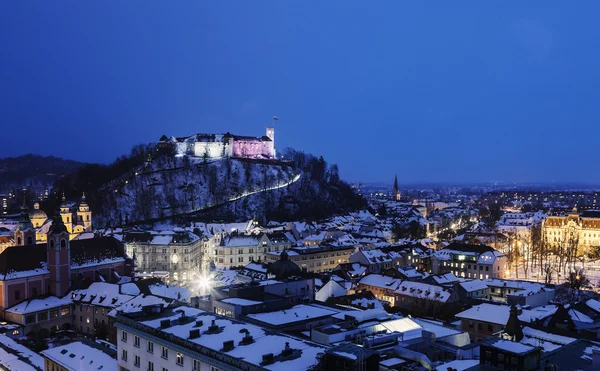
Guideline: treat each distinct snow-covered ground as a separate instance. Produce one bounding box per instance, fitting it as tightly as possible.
[97,156,301,225]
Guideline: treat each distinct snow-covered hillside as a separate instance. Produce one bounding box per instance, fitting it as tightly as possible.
[95,156,301,226]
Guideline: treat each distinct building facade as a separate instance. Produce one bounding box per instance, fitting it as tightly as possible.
[265,244,355,274]
[159,127,276,159]
[123,230,201,285]
[543,208,600,256]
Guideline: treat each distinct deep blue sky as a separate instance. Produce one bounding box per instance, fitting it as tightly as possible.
[1,2,600,184]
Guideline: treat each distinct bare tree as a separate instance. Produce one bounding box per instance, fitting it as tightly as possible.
[541,262,555,284]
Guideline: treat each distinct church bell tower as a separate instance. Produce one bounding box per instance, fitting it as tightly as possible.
[47,211,71,297]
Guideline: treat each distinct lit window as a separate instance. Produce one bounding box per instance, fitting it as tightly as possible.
[176,353,184,366]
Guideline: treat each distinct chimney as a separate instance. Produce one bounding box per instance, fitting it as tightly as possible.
[160,319,171,329]
[189,329,200,339]
[262,353,274,365]
[222,340,235,352]
[195,320,203,327]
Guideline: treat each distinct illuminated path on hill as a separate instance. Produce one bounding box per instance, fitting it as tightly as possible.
[227,172,302,203]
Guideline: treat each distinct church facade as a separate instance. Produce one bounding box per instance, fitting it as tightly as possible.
[158,127,276,159]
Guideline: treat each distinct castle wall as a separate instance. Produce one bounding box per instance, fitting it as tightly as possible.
[232,140,274,158]
[193,142,232,159]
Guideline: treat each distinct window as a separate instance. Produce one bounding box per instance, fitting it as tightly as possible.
[25,314,36,324]
[176,353,184,366]
[122,349,128,361]
[193,360,201,371]
[61,307,70,316]
[485,266,489,271]
[38,311,48,321]
[134,355,140,367]
[122,331,128,342]
[14,290,20,300]
[148,361,154,371]
[134,335,140,347]
[32,287,37,296]
[487,324,493,332]
[498,354,505,363]
[147,341,154,353]
[468,320,473,328]
[162,347,168,359]
[162,368,168,371]
[238,257,244,263]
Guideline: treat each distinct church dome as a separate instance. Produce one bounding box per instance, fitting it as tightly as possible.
[29,203,47,221]
[16,204,34,231]
[267,251,301,280]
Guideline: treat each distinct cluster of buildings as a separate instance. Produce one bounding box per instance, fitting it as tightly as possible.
[158,126,277,159]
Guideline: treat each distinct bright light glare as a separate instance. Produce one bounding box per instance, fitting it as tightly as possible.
[198,276,211,290]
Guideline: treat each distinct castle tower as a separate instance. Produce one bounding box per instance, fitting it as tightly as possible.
[47,211,71,297]
[393,175,401,201]
[76,192,92,232]
[59,194,73,234]
[13,203,36,246]
[266,127,275,158]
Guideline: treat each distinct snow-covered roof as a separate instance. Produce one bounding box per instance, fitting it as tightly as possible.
[489,339,537,354]
[134,306,327,371]
[222,235,261,247]
[459,279,489,292]
[41,341,116,371]
[520,326,576,352]
[6,295,72,315]
[358,274,401,291]
[71,282,135,308]
[114,294,172,315]
[221,298,262,306]
[585,298,600,313]
[360,249,392,264]
[246,304,337,326]
[395,281,451,303]
[435,360,478,371]
[0,334,43,371]
[456,304,557,325]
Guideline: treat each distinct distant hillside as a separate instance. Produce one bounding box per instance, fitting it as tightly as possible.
[51,144,365,226]
[0,154,86,193]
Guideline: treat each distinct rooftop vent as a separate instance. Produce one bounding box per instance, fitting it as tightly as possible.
[262,353,274,365]
[282,342,293,357]
[195,320,203,327]
[240,329,254,345]
[222,340,235,352]
[189,329,200,339]
[160,319,171,329]
[208,319,219,332]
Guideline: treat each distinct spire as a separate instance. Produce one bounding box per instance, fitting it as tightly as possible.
[49,210,68,234]
[393,174,399,193]
[504,305,524,342]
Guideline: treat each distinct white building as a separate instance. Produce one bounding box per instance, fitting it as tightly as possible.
[116,305,327,371]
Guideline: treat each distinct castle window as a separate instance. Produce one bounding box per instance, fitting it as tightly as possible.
[27,236,33,245]
[50,240,55,248]
[60,239,66,249]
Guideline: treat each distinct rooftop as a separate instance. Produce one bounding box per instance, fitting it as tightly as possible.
[117,306,327,371]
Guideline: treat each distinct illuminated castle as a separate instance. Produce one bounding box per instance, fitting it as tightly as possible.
[158,127,276,159]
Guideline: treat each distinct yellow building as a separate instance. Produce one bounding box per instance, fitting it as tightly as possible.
[543,207,600,256]
[59,193,92,235]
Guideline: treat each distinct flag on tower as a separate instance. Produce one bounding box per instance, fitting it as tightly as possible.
[273,116,279,120]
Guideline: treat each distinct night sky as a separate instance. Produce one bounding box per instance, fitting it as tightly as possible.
[1,2,600,184]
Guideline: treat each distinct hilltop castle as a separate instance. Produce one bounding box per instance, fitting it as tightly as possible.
[158,127,276,160]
